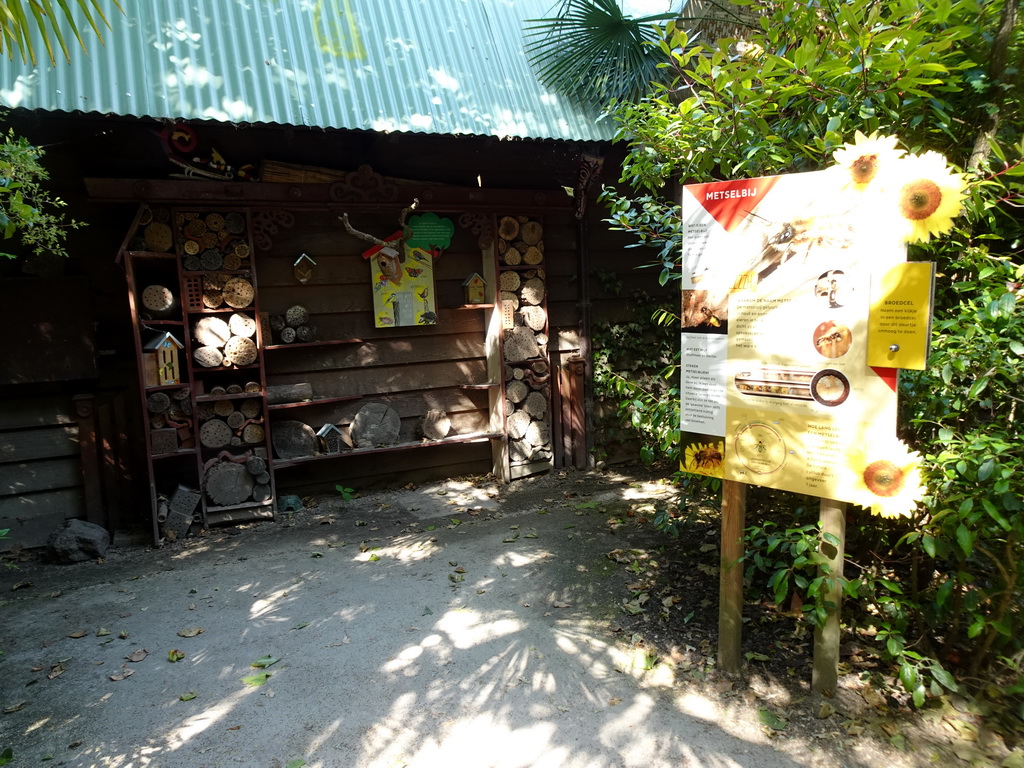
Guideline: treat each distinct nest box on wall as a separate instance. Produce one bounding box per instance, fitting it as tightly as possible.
[142,331,184,387]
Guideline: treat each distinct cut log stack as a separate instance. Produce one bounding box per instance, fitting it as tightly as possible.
[192,310,259,369]
[268,304,316,344]
[497,216,553,469]
[198,397,265,450]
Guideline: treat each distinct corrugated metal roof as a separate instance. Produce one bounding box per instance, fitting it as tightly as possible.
[0,0,618,142]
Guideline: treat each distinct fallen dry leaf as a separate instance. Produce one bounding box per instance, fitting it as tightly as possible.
[125,649,148,663]
[109,668,134,682]
[608,697,622,706]
[552,601,570,608]
[227,725,241,731]
[48,664,66,680]
[177,627,205,638]
[67,630,88,639]
[2,701,27,714]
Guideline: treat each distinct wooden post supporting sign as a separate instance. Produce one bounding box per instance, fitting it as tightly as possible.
[718,479,748,674]
[812,497,847,695]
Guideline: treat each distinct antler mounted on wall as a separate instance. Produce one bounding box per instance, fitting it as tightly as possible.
[339,198,419,247]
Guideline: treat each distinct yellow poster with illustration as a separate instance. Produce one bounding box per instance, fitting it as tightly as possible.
[364,234,437,328]
[681,168,905,503]
[681,133,962,516]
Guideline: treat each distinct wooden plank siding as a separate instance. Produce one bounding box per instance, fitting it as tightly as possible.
[0,396,85,551]
[257,207,505,490]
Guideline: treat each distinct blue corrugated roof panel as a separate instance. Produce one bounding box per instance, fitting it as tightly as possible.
[0,0,618,142]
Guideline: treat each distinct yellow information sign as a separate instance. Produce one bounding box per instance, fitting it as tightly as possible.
[867,262,935,370]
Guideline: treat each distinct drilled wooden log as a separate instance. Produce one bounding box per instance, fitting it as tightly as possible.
[245,455,267,475]
[205,461,255,506]
[507,409,532,440]
[228,312,257,338]
[141,285,177,317]
[296,324,315,343]
[506,379,528,404]
[285,304,310,327]
[500,291,519,310]
[509,438,530,463]
[280,326,296,344]
[499,270,521,292]
[503,326,540,362]
[270,314,287,332]
[147,391,171,414]
[521,277,545,306]
[194,316,231,347]
[525,420,551,448]
[503,247,522,266]
[199,419,232,449]
[272,420,319,459]
[223,336,257,366]
[523,246,543,265]
[521,220,543,245]
[421,409,452,440]
[524,391,548,418]
[226,411,245,430]
[251,484,272,503]
[351,402,401,448]
[531,360,549,375]
[520,305,546,331]
[498,216,520,241]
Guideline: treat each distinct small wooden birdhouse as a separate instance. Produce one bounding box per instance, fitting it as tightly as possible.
[293,253,317,283]
[462,273,487,305]
[316,423,345,454]
[142,332,184,387]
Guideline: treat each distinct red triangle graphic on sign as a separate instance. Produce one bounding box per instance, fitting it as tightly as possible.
[686,177,781,232]
[870,366,899,392]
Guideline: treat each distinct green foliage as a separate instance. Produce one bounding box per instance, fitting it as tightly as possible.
[0,0,122,66]
[745,518,841,629]
[334,484,355,502]
[0,129,83,259]
[591,286,679,465]
[587,0,1024,701]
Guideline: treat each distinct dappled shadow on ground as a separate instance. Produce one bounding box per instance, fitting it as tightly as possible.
[0,468,950,767]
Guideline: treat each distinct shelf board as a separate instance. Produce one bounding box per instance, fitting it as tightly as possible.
[264,338,363,350]
[206,498,276,513]
[145,382,189,392]
[182,269,252,277]
[459,383,498,390]
[268,395,363,411]
[126,250,177,259]
[138,319,185,326]
[273,431,503,468]
[193,363,261,372]
[195,391,263,403]
[153,448,198,459]
[187,307,256,314]
[501,264,544,271]
[451,304,494,310]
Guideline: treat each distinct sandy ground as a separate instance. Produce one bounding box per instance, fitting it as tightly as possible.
[0,468,974,768]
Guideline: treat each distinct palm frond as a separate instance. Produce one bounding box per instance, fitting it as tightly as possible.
[524,0,676,108]
[0,0,123,65]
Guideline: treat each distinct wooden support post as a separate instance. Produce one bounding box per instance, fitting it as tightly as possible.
[813,497,847,696]
[718,479,747,675]
[73,394,104,528]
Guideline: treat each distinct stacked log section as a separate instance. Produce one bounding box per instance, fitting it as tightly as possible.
[497,215,553,469]
[192,310,260,368]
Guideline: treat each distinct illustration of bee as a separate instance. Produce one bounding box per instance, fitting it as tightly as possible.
[752,215,854,282]
[754,439,767,454]
[693,443,723,469]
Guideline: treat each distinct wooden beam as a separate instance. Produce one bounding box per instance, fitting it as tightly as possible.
[718,479,747,675]
[84,178,575,213]
[813,497,847,695]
